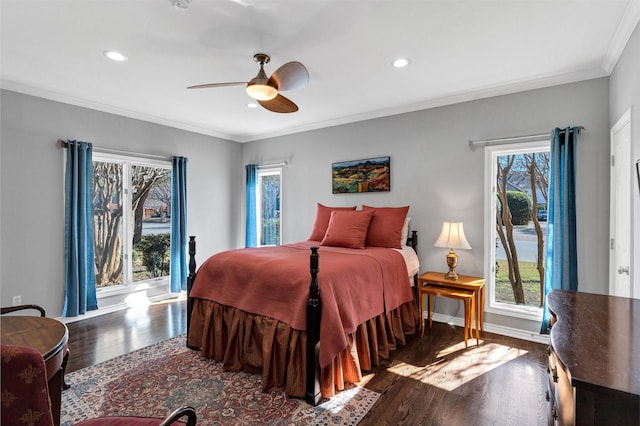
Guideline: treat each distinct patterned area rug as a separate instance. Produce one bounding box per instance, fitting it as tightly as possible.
[61,335,379,425]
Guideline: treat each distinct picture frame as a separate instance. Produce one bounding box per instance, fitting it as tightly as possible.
[332,156,390,194]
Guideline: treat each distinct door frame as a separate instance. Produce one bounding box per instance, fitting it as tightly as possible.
[609,108,632,297]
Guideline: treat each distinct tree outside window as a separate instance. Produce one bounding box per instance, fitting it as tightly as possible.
[257,168,282,247]
[92,156,171,288]
[487,142,549,316]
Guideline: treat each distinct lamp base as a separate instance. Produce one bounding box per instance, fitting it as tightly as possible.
[444,248,459,280]
[444,269,459,280]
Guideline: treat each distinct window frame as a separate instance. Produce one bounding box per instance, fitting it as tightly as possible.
[483,139,549,321]
[92,151,172,295]
[256,165,283,247]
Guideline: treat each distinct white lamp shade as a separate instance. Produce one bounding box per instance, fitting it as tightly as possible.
[433,222,472,250]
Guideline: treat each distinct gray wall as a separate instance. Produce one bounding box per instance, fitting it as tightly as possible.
[243,78,611,333]
[610,22,640,291]
[0,90,243,317]
[0,73,624,332]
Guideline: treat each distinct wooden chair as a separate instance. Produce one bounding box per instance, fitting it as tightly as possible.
[1,303,46,317]
[1,344,197,426]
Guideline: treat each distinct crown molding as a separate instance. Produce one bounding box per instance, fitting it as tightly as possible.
[241,67,607,143]
[602,0,640,74]
[3,66,608,144]
[0,80,236,142]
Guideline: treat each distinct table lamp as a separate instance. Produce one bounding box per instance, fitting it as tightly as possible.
[433,221,471,280]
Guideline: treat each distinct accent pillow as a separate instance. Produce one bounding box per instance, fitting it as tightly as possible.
[308,203,357,241]
[320,210,375,249]
[362,205,410,249]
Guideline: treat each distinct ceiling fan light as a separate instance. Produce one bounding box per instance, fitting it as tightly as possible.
[246,83,277,101]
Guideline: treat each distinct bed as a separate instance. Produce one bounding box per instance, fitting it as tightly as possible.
[186,204,420,405]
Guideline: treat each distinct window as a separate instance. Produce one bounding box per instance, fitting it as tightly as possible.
[484,140,549,319]
[92,153,172,289]
[256,167,282,246]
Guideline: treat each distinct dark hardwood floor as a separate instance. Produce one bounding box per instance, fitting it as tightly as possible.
[65,298,548,425]
[65,297,188,373]
[358,322,548,425]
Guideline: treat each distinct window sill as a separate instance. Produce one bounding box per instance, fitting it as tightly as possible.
[96,277,168,298]
[485,302,543,322]
[57,292,184,324]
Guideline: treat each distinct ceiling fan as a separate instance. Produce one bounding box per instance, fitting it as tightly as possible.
[187,53,309,113]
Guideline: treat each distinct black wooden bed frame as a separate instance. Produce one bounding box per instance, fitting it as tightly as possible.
[186,230,418,406]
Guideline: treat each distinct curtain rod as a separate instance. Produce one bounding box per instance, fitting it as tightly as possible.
[59,139,173,161]
[258,161,287,168]
[468,126,584,150]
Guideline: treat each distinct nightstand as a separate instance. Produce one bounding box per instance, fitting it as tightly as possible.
[417,271,486,346]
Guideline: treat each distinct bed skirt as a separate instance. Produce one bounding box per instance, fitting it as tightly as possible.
[187,297,420,399]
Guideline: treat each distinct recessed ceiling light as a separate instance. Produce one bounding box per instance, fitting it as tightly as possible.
[170,0,191,11]
[247,102,259,109]
[392,58,409,68]
[104,50,128,62]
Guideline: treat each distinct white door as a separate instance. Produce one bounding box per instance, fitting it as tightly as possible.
[609,110,632,297]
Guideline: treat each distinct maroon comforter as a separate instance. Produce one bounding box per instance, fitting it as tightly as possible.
[189,241,413,367]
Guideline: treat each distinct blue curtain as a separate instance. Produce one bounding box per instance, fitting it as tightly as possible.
[170,156,188,293]
[63,140,98,317]
[540,127,579,333]
[245,164,258,247]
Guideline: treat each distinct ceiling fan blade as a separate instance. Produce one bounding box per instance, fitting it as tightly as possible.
[258,94,299,113]
[187,82,246,89]
[268,61,308,91]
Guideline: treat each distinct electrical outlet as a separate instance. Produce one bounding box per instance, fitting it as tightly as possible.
[12,295,21,306]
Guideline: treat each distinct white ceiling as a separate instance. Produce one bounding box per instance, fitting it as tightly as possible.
[2,0,639,143]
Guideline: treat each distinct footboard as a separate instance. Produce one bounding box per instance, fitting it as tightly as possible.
[185,236,324,405]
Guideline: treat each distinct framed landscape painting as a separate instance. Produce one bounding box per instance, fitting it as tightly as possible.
[332,156,390,193]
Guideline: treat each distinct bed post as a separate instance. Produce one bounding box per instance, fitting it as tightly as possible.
[305,246,322,406]
[408,230,420,307]
[186,236,197,349]
[408,230,417,252]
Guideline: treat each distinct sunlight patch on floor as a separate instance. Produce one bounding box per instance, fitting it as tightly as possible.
[384,342,528,391]
[317,386,372,414]
[152,293,187,304]
[358,371,376,387]
[435,339,477,357]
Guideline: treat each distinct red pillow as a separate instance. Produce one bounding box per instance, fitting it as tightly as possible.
[308,203,357,241]
[362,205,410,249]
[320,210,375,249]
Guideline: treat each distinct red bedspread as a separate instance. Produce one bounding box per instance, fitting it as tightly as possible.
[190,241,414,367]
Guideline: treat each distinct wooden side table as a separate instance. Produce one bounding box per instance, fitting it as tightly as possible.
[419,284,475,347]
[1,316,69,426]
[417,271,486,346]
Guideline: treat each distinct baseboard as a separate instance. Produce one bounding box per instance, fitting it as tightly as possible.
[430,312,550,345]
[58,295,548,345]
[56,292,185,324]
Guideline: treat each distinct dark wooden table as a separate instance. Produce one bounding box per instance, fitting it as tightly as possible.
[1,316,69,426]
[548,290,640,425]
